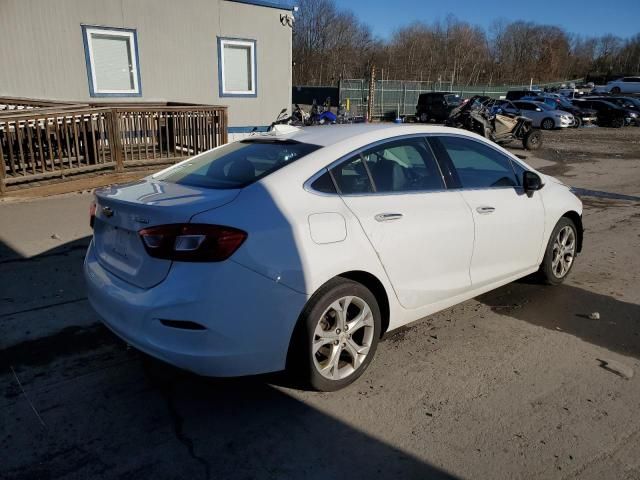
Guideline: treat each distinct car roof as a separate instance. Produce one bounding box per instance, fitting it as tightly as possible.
[251,123,473,147]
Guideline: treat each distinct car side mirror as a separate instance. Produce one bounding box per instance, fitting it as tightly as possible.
[523,171,544,193]
[536,108,542,112]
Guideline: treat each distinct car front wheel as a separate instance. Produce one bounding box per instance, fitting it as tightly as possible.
[539,217,578,285]
[611,117,625,128]
[541,118,555,130]
[292,278,381,391]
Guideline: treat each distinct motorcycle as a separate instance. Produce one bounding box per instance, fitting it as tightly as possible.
[291,104,310,126]
[309,98,337,125]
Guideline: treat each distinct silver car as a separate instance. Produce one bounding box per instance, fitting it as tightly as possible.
[512,101,575,129]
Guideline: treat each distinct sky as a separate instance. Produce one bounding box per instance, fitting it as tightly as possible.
[341,0,640,40]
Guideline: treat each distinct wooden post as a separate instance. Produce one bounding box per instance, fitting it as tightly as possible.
[367,65,376,123]
[106,110,124,172]
[0,137,6,195]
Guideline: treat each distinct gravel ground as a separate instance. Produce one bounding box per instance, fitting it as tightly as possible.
[1,126,639,479]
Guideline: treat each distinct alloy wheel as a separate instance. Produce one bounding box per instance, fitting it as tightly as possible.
[542,119,554,130]
[312,295,375,380]
[551,225,576,278]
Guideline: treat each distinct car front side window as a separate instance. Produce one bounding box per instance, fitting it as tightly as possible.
[436,136,518,189]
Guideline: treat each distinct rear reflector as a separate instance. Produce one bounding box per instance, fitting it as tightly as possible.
[138,224,247,262]
[89,201,97,229]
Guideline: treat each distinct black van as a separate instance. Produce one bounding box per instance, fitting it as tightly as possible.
[416,92,461,122]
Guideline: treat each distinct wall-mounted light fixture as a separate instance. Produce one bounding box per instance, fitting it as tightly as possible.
[280,13,294,28]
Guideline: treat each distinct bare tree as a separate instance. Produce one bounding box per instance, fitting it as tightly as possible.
[292,1,640,86]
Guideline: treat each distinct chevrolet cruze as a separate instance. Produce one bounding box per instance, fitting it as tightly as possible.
[85,124,583,391]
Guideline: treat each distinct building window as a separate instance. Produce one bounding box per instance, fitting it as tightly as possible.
[218,38,257,97]
[82,25,141,97]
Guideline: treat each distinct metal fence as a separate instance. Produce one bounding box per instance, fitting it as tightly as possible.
[339,78,583,119]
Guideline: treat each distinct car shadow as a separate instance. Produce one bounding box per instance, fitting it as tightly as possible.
[476,281,640,360]
[0,202,459,479]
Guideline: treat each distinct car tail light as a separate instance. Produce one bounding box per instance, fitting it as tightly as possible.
[89,201,97,229]
[138,224,247,262]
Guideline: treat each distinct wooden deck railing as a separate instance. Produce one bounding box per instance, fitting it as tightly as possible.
[0,100,228,192]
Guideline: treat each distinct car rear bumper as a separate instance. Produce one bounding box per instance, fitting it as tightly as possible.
[84,240,308,377]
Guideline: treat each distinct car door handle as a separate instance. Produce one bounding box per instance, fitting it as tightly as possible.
[374,213,404,222]
[476,206,496,214]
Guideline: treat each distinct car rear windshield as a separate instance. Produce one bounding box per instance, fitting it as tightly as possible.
[155,139,321,189]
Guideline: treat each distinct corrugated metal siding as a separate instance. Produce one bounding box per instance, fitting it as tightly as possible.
[0,0,292,127]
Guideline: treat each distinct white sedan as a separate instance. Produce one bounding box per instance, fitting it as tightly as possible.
[598,77,640,94]
[85,124,583,391]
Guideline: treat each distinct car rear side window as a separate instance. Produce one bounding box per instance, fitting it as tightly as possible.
[360,138,444,192]
[310,171,337,194]
[156,139,320,189]
[437,136,518,189]
[330,156,373,194]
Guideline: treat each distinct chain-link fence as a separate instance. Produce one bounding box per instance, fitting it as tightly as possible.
[339,78,582,119]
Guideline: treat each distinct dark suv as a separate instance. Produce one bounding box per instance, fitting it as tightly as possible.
[416,92,461,122]
[572,99,629,128]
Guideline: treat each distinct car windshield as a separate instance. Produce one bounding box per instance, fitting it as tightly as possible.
[557,98,573,108]
[445,95,461,105]
[611,97,640,108]
[156,139,321,189]
[599,101,620,109]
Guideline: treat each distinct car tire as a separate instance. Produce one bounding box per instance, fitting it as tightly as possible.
[291,278,381,391]
[420,113,429,123]
[572,117,582,128]
[611,117,625,128]
[611,87,621,94]
[523,129,543,150]
[538,217,578,285]
[541,118,555,130]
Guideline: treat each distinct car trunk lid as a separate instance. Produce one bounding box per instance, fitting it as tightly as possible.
[93,179,239,289]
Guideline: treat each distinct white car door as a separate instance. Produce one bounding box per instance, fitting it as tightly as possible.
[434,135,545,288]
[331,136,475,310]
[624,77,640,94]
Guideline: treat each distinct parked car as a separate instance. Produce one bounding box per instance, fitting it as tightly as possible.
[416,92,462,122]
[85,124,583,391]
[572,99,631,128]
[586,96,640,126]
[506,90,543,101]
[511,100,575,129]
[599,77,640,94]
[524,95,597,127]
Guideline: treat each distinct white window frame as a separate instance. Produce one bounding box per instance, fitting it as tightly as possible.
[218,38,257,97]
[82,25,141,97]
